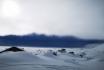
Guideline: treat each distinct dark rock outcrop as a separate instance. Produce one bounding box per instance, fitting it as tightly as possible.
[0,47,24,53]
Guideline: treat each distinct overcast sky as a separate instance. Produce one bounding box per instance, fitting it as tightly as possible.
[0,0,104,39]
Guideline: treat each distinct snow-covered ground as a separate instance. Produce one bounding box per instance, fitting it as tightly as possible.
[0,44,104,70]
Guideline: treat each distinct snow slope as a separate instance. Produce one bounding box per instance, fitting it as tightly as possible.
[80,44,104,70]
[0,44,104,70]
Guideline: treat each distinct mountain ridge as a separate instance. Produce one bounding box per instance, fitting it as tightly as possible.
[0,33,104,47]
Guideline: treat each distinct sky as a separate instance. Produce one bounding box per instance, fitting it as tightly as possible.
[0,0,104,39]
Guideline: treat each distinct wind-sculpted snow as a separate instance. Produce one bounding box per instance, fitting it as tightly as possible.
[0,44,104,70]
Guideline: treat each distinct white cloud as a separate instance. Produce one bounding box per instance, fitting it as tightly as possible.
[0,0,104,39]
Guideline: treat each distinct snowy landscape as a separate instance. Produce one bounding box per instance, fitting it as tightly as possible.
[0,44,104,70]
[0,0,104,70]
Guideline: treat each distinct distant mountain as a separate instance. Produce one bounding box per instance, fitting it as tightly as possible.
[0,33,104,47]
